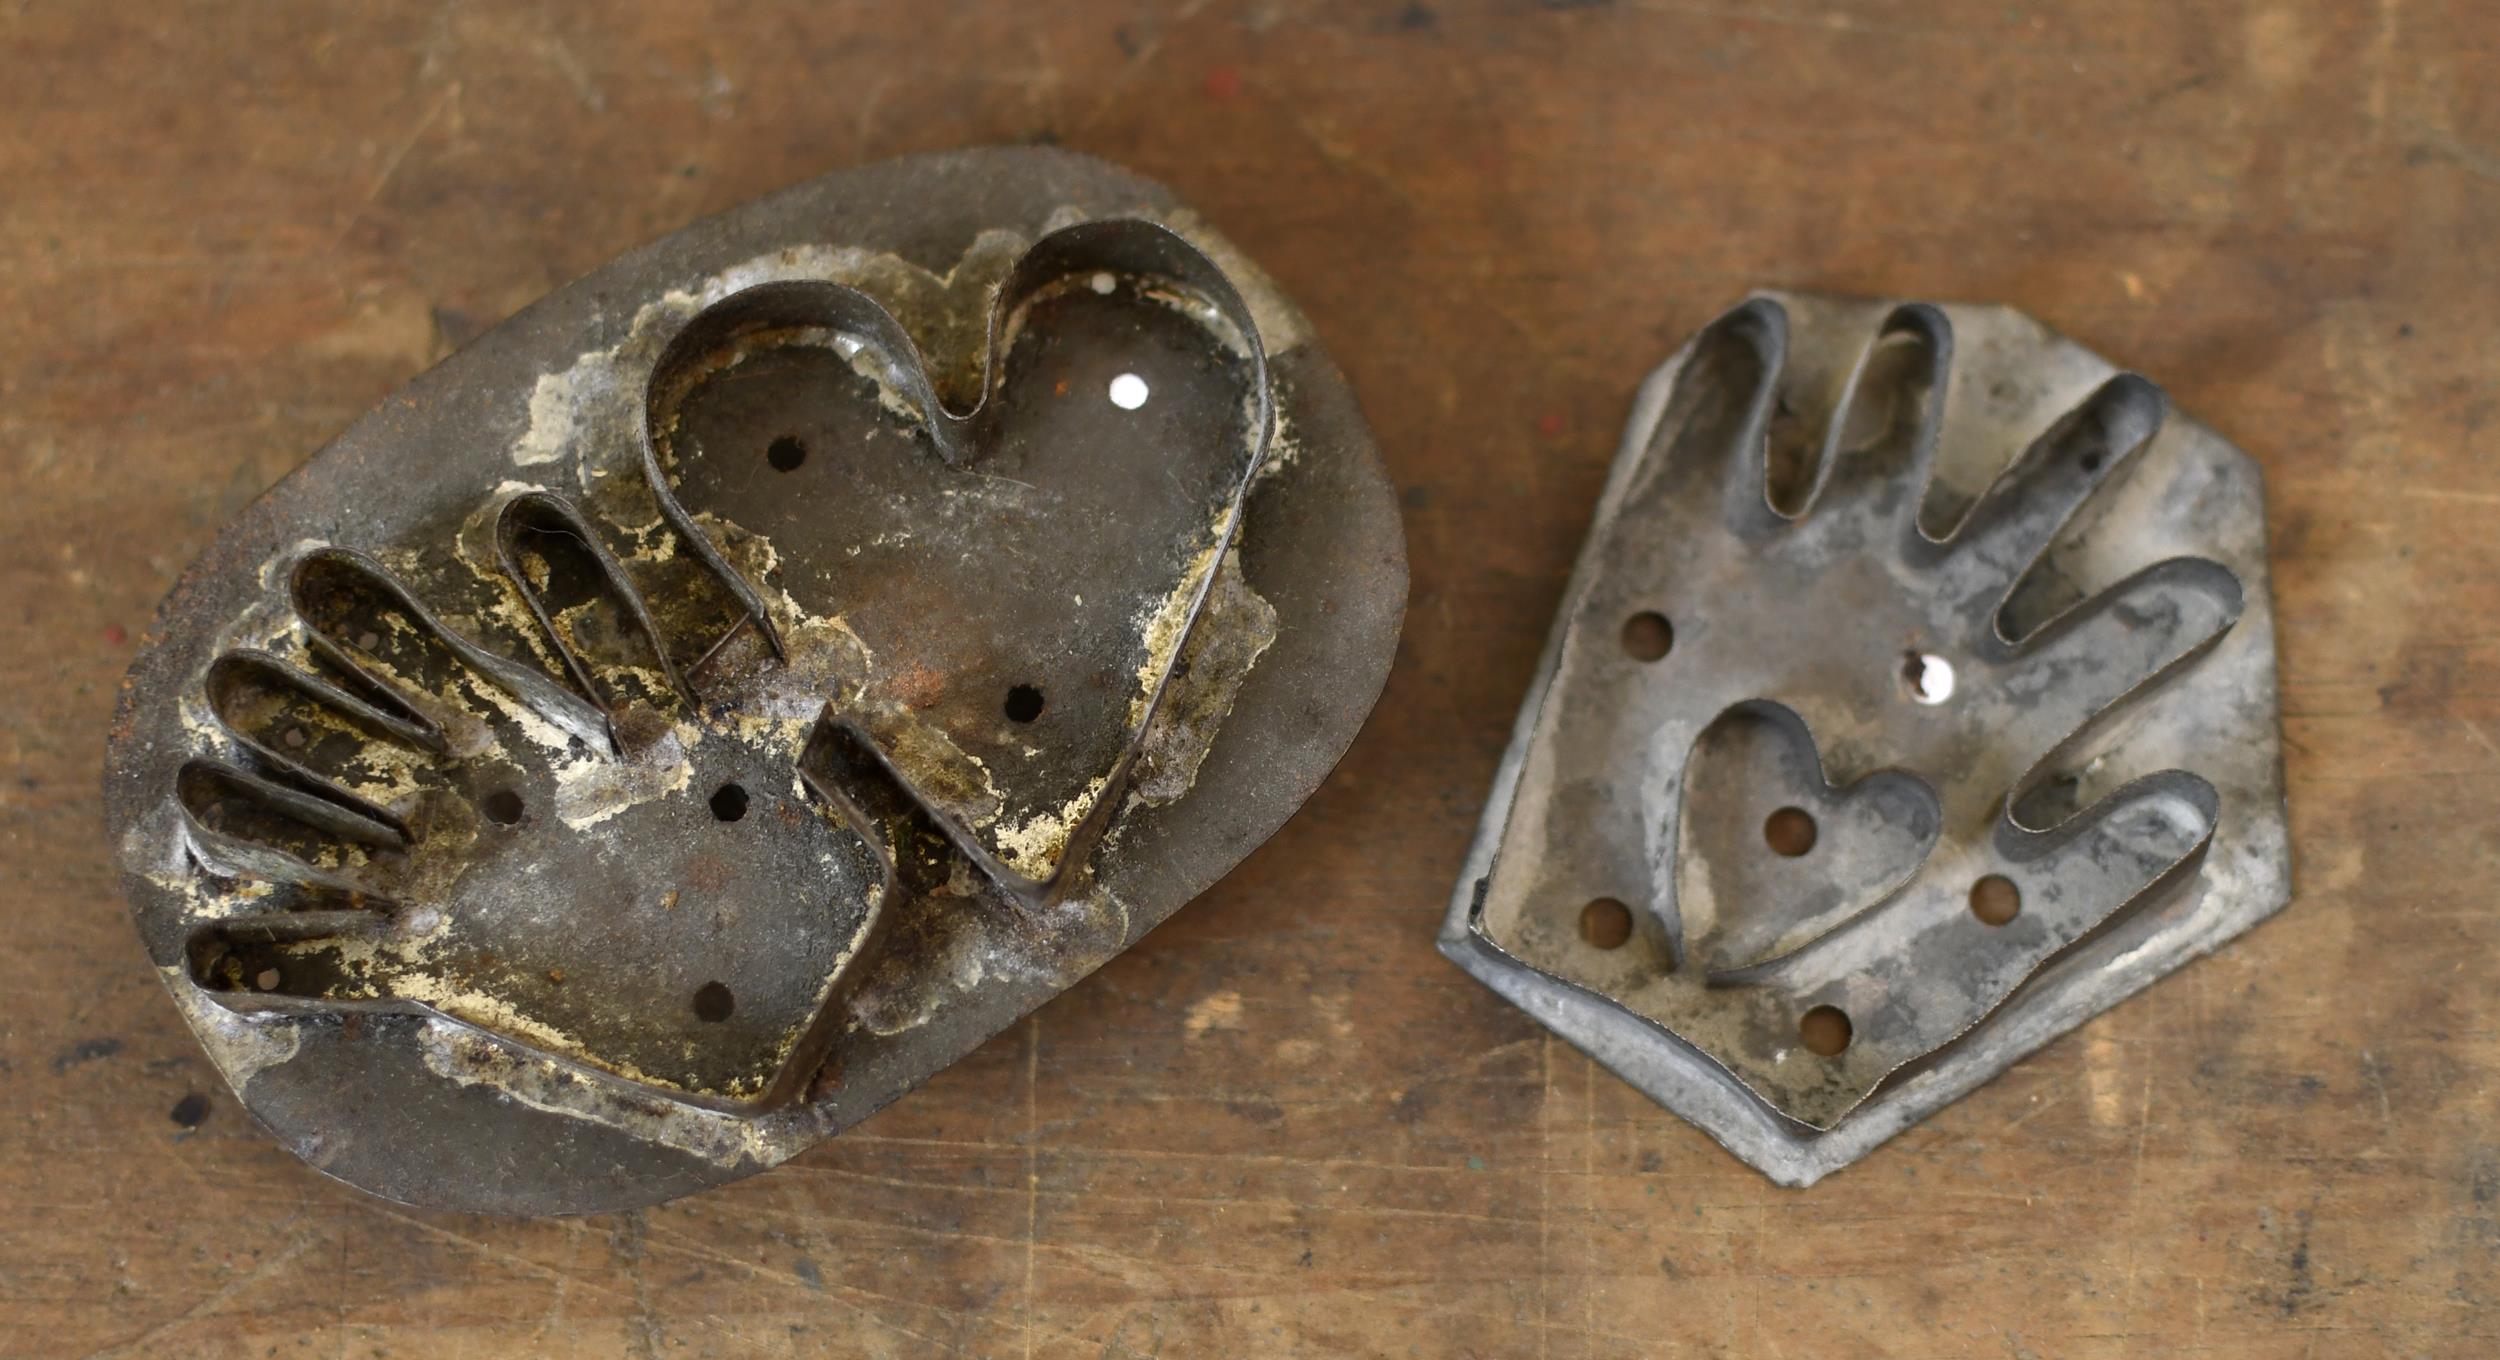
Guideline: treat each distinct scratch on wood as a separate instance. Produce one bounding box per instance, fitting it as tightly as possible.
[1024,1014,1040,1360]
[74,1233,317,1360]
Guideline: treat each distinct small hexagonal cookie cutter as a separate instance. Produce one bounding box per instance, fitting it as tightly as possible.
[1442,292,2291,1185]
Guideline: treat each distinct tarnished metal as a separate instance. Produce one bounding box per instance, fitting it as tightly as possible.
[106,148,1407,1213]
[1443,292,2289,1185]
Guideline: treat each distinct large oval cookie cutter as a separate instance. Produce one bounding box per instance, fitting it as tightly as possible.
[106,147,1407,1213]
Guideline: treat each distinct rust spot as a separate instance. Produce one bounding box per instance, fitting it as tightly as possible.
[890,664,946,711]
[685,854,732,894]
[806,1053,845,1101]
[610,703,674,753]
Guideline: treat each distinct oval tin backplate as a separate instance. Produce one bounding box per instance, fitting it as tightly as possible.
[105,148,1407,1214]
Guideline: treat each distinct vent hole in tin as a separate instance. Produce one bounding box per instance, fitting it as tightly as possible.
[1800,1005,1853,1056]
[1579,897,1633,950]
[482,789,526,825]
[1970,874,2021,926]
[1621,612,1674,662]
[1763,807,1818,857]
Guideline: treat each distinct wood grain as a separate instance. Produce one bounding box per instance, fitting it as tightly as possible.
[3,1,2494,1355]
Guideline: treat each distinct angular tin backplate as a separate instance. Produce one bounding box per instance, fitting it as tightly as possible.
[105,148,1406,1214]
[1442,292,2289,1185]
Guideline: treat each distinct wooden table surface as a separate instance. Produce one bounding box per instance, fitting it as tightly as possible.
[5,2,2495,1355]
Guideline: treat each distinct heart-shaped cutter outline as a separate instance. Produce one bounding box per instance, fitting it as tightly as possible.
[637,217,1275,908]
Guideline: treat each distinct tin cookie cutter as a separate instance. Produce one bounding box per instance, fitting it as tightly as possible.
[107,148,1407,1213]
[1444,292,2290,1184]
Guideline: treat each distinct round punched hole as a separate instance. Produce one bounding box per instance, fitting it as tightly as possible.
[1969,874,2022,927]
[281,727,308,749]
[709,782,749,822]
[1902,651,1955,705]
[1763,807,1818,857]
[767,435,808,472]
[1578,897,1633,950]
[253,967,282,991]
[1621,611,1674,662]
[692,981,735,1023]
[1799,1005,1853,1057]
[1089,271,1117,295]
[481,788,525,825]
[1004,684,1046,724]
[1108,372,1151,410]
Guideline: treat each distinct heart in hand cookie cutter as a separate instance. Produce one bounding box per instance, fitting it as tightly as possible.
[106,148,1407,1213]
[1444,292,2290,1185]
